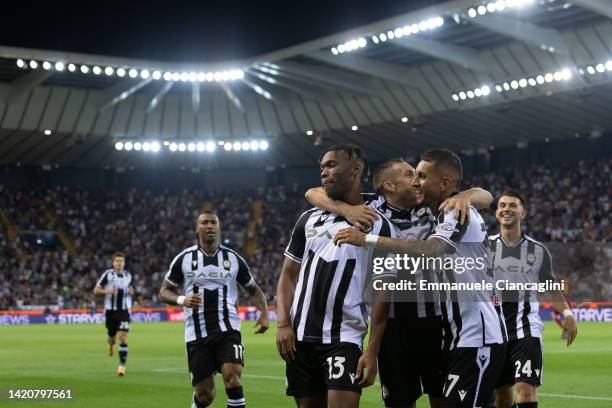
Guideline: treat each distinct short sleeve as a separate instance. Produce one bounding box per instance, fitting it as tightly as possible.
[284,211,311,263]
[235,253,255,287]
[96,271,109,287]
[538,245,555,282]
[165,252,185,287]
[430,210,468,249]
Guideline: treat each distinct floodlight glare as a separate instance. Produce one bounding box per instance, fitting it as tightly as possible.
[206,141,216,152]
[105,66,114,76]
[29,60,39,69]
[242,142,250,151]
[351,125,359,131]
[187,143,196,152]
[481,85,491,95]
[233,142,241,151]
[452,94,459,101]
[141,69,150,79]
[143,142,151,151]
[259,140,269,150]
[55,62,65,71]
[169,143,178,151]
[124,141,133,151]
[68,63,76,72]
[468,8,477,18]
[16,59,25,68]
[42,61,52,70]
[153,71,162,80]
[117,68,126,77]
[224,143,232,151]
[178,143,186,152]
[93,66,102,75]
[196,142,205,152]
[115,142,124,151]
[80,65,89,74]
[134,142,142,151]
[151,142,161,152]
[467,90,475,98]
[249,141,259,151]
[129,69,138,78]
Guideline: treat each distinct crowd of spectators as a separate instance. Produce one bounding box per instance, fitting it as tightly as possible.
[0,157,609,309]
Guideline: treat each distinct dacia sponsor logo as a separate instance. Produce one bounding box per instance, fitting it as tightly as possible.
[187,271,233,279]
[306,228,333,240]
[494,265,534,274]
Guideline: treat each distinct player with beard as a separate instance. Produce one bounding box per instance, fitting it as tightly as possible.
[276,144,397,408]
[305,158,493,408]
[334,148,507,408]
[159,211,269,408]
[491,191,577,408]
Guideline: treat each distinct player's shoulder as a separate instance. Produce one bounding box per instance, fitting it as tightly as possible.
[372,208,394,233]
[488,233,501,241]
[173,244,198,259]
[523,234,551,254]
[220,245,248,262]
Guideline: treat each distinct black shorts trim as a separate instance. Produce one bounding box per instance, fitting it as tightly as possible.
[497,337,543,388]
[186,330,244,387]
[378,318,444,407]
[105,310,130,337]
[286,341,362,397]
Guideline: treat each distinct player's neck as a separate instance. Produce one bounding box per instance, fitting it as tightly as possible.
[385,193,412,211]
[343,186,363,206]
[501,226,522,245]
[199,240,219,256]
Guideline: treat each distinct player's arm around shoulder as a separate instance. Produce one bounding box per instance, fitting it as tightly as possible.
[305,186,376,231]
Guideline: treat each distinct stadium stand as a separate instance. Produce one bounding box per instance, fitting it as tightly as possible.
[0,155,609,309]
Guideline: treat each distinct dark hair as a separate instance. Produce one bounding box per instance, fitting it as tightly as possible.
[499,190,526,207]
[112,252,125,260]
[319,144,369,182]
[373,158,405,195]
[420,148,463,186]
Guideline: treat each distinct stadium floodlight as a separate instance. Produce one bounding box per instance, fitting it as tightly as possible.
[232,142,241,151]
[467,90,475,98]
[561,68,572,80]
[117,67,126,77]
[218,140,225,145]
[224,143,232,151]
[134,142,142,151]
[528,78,537,86]
[187,142,196,152]
[306,130,313,136]
[169,142,178,151]
[55,62,65,71]
[401,116,409,122]
[44,129,52,135]
[459,91,467,100]
[379,33,387,42]
[468,8,477,17]
[351,125,359,131]
[478,5,487,15]
[536,75,545,84]
[206,141,216,152]
[178,143,186,152]
[496,0,506,11]
[196,142,205,152]
[213,72,223,82]
[331,47,339,55]
[544,73,554,83]
[250,141,259,151]
[242,141,250,151]
[338,44,346,53]
[129,69,138,78]
[115,141,124,151]
[495,85,502,92]
[143,142,151,152]
[151,141,161,152]
[510,80,519,89]
[595,64,605,73]
[394,28,404,38]
[152,70,162,80]
[124,141,133,151]
[188,72,197,82]
[371,36,379,44]
[452,94,459,101]
[206,72,214,81]
[585,66,595,75]
[259,140,269,150]
[487,3,497,13]
[29,60,39,69]
[16,59,25,68]
[93,66,102,75]
[606,61,612,71]
[197,72,206,82]
[141,69,150,79]
[163,72,172,81]
[80,65,89,74]
[519,78,528,88]
[387,30,395,39]
[105,66,114,76]
[502,82,510,91]
[481,85,491,96]
[42,61,52,70]
[171,72,180,81]
[221,71,231,81]
[474,88,482,97]
[163,141,170,146]
[68,63,76,72]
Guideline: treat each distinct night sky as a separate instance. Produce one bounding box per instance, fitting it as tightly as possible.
[3,0,447,62]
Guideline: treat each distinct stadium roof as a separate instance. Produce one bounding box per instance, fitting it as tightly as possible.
[0,0,611,169]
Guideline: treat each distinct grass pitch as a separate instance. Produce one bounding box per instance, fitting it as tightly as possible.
[0,322,610,407]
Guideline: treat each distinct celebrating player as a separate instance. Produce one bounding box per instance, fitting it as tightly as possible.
[305,158,493,408]
[159,211,269,408]
[334,148,507,407]
[93,251,134,376]
[276,144,396,408]
[491,191,577,408]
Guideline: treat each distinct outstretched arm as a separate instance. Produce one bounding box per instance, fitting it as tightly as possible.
[305,187,376,231]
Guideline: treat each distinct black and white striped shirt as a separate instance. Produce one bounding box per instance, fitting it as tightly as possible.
[96,269,133,311]
[363,193,441,321]
[432,208,507,350]
[490,233,555,341]
[285,207,396,347]
[165,244,254,343]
